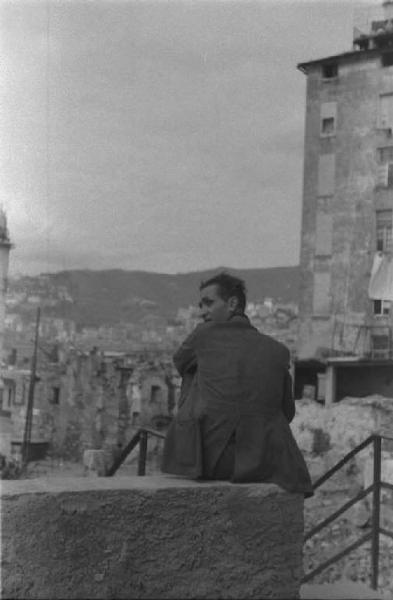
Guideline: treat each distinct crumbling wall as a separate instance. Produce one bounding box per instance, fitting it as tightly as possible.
[49,354,121,462]
[27,353,174,464]
[8,351,178,468]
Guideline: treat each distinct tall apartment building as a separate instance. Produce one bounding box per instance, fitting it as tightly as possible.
[295,1,393,403]
[0,208,12,367]
[0,207,13,457]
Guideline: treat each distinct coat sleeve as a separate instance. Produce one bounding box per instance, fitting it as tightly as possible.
[282,368,295,423]
[173,324,205,376]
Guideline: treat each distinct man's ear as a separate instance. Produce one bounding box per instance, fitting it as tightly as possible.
[228,296,239,313]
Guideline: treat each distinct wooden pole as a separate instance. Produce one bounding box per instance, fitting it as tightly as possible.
[21,307,40,470]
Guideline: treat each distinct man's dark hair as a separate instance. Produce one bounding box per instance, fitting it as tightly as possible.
[200,271,247,312]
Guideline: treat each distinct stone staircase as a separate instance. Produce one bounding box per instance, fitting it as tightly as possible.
[301,580,390,599]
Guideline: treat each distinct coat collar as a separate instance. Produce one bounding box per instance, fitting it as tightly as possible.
[227,314,252,327]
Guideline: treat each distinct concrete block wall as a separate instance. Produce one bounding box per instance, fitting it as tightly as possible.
[1,476,305,599]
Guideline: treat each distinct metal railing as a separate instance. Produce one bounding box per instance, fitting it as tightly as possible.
[302,434,393,590]
[108,429,393,589]
[105,427,166,477]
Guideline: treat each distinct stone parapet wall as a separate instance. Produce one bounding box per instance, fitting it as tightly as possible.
[1,476,304,599]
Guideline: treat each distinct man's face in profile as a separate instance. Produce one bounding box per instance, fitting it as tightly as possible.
[199,284,232,322]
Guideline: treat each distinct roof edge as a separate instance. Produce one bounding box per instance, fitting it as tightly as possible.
[297,48,381,73]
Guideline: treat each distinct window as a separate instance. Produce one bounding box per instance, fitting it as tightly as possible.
[50,386,60,405]
[371,334,390,358]
[315,214,333,256]
[320,102,337,137]
[150,385,162,404]
[377,146,393,163]
[313,272,331,315]
[322,63,338,79]
[378,94,393,130]
[14,381,26,405]
[376,147,393,187]
[373,300,391,316]
[376,210,393,252]
[382,52,393,67]
[377,163,393,187]
[6,387,12,409]
[318,154,335,196]
[321,118,335,135]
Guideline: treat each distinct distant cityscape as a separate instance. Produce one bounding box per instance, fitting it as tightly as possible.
[0,269,299,466]
[4,271,300,367]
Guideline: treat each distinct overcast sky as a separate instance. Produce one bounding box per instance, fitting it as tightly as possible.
[0,0,375,276]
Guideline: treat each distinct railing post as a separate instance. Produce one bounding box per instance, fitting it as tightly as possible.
[371,435,382,591]
[138,430,148,476]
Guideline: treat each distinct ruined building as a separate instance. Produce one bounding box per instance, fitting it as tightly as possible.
[295,1,393,404]
[4,348,180,465]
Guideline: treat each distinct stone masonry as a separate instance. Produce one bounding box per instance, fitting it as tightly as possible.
[1,476,304,599]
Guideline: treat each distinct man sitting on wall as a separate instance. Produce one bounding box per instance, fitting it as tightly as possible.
[162,271,313,497]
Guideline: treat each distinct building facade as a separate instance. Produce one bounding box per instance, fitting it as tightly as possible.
[296,1,393,403]
[0,207,13,458]
[0,208,12,371]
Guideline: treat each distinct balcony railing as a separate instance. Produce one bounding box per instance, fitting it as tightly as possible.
[331,322,393,360]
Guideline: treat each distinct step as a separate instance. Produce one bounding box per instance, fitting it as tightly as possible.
[300,580,389,599]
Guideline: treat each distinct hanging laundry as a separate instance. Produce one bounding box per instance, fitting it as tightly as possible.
[368,253,393,300]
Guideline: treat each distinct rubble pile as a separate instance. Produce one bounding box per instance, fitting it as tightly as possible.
[304,490,393,596]
[292,395,393,452]
[291,395,393,488]
[296,395,393,595]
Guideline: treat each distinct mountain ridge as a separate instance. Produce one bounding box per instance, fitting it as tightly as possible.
[10,265,300,328]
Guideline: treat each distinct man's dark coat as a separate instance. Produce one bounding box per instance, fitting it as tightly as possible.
[162,315,313,497]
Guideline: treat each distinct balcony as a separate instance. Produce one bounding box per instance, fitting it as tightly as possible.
[369,325,393,359]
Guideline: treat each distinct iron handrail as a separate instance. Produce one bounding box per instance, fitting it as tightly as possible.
[304,484,374,541]
[303,533,372,583]
[311,434,374,490]
[106,427,165,476]
[379,527,393,540]
[382,481,393,491]
[109,428,393,588]
[302,433,393,590]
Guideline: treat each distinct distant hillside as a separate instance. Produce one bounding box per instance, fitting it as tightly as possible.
[11,266,300,328]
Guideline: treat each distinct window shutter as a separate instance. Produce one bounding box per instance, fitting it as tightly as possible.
[313,272,331,315]
[377,146,393,163]
[380,97,389,128]
[377,163,389,187]
[315,214,333,256]
[379,94,393,129]
[388,163,393,187]
[320,102,337,123]
[318,154,335,196]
